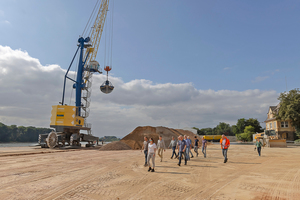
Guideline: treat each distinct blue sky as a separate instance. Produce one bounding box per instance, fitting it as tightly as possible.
[1,0,299,92]
[0,0,299,136]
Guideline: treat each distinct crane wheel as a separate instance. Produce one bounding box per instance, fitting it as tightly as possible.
[46,131,58,149]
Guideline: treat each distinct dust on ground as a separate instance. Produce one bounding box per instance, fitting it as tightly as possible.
[0,144,300,199]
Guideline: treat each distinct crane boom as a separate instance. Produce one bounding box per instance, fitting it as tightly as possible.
[80,0,110,119]
[85,0,110,65]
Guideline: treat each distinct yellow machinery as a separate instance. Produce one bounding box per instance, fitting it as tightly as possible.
[254,132,287,148]
[39,0,113,148]
[50,105,85,127]
[254,133,265,140]
[203,135,222,142]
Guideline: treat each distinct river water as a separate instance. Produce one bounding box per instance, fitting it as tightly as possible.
[0,142,110,148]
[0,143,38,147]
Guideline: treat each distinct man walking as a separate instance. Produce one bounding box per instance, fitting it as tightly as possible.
[187,136,194,158]
[220,134,230,163]
[194,136,199,157]
[168,136,177,159]
[157,136,166,162]
[141,137,149,166]
[202,136,207,158]
[184,135,192,160]
[177,135,187,166]
[255,138,263,156]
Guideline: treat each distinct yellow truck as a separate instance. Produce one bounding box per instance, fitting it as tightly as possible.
[203,135,222,142]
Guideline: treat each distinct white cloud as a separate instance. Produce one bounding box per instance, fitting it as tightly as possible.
[0,20,11,25]
[223,67,231,70]
[252,76,269,83]
[271,69,280,75]
[0,45,279,138]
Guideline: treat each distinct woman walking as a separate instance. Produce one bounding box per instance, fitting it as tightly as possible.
[147,138,157,172]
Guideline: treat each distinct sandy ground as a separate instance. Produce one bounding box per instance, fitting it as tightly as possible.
[0,145,300,200]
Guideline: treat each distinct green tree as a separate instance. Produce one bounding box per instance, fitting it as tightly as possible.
[0,122,52,143]
[231,125,239,135]
[246,118,264,133]
[276,88,300,138]
[200,128,213,135]
[235,118,263,134]
[236,125,255,142]
[9,125,18,142]
[192,127,200,135]
[0,122,10,142]
[236,118,247,134]
[214,122,233,135]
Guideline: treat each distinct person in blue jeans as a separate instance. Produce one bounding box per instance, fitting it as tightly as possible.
[177,135,187,166]
[168,136,177,159]
[141,137,149,166]
[202,136,207,158]
[184,135,193,160]
[255,139,263,156]
[187,136,194,158]
[194,136,199,157]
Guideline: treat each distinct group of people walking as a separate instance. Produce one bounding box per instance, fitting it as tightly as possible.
[141,134,265,172]
[141,134,212,171]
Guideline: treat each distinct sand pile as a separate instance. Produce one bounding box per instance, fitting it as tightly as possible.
[121,126,201,150]
[99,141,131,151]
[100,126,201,150]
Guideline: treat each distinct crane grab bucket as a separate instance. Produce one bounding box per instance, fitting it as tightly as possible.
[100,80,114,94]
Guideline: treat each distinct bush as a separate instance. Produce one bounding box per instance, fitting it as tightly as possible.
[236,132,252,142]
[236,125,255,142]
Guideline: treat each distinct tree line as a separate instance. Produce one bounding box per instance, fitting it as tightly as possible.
[0,122,52,143]
[193,88,300,141]
[99,136,120,142]
[193,118,264,142]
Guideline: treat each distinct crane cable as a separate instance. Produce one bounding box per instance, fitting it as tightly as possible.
[110,0,114,68]
[104,0,114,70]
[82,0,100,38]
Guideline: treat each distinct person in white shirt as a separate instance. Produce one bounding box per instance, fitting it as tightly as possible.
[157,136,166,162]
[147,138,157,172]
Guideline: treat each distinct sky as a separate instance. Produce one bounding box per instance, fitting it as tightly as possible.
[0,0,299,138]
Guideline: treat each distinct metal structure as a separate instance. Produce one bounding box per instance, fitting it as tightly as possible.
[100,66,114,94]
[39,0,113,148]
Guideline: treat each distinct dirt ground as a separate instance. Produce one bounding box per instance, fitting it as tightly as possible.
[0,144,300,200]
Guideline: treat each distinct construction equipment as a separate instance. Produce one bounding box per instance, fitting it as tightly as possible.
[254,130,287,148]
[100,66,114,94]
[39,0,113,148]
[203,135,222,142]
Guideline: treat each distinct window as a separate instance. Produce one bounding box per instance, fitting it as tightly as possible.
[281,121,289,128]
[274,122,276,129]
[270,123,272,129]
